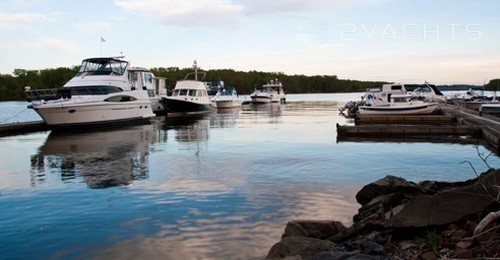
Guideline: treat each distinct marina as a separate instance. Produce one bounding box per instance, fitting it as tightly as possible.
[1,94,499,259]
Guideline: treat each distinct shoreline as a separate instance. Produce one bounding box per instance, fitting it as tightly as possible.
[266,168,500,259]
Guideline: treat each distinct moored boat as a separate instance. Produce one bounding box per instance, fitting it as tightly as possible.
[25,56,156,127]
[358,93,438,115]
[250,79,286,104]
[479,103,500,115]
[211,85,242,109]
[341,83,444,117]
[161,60,212,114]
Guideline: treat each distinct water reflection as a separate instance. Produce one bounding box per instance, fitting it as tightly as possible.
[30,124,157,188]
[243,103,283,116]
[164,114,210,142]
[210,107,240,128]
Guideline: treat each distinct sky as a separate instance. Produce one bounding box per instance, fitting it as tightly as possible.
[1,0,499,85]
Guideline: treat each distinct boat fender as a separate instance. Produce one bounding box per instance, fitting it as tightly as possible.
[367,94,373,100]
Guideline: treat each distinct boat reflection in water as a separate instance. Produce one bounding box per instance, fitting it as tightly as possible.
[210,107,240,128]
[241,103,283,125]
[30,124,157,188]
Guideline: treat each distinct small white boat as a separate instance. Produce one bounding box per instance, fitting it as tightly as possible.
[161,60,212,114]
[211,85,242,109]
[358,93,438,115]
[479,103,500,115]
[250,79,286,104]
[25,56,156,127]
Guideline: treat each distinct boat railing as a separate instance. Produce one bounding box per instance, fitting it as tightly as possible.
[26,87,120,102]
[184,71,206,81]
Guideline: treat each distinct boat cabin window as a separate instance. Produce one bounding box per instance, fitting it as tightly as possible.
[145,73,153,83]
[189,90,197,97]
[391,85,403,90]
[173,89,188,96]
[392,97,410,103]
[71,86,123,95]
[77,58,128,76]
[104,95,137,102]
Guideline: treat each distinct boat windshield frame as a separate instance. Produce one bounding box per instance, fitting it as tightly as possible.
[77,58,128,76]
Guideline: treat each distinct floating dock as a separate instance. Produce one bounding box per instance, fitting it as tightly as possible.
[0,121,48,136]
[337,104,500,153]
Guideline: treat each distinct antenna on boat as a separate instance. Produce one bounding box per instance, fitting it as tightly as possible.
[193,59,199,81]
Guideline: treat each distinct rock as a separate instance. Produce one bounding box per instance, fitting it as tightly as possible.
[267,169,500,260]
[355,175,424,206]
[419,250,437,260]
[282,220,347,240]
[266,236,335,259]
[341,238,386,256]
[311,251,379,260]
[353,193,407,222]
[390,170,500,228]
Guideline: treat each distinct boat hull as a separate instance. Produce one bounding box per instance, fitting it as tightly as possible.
[358,103,438,115]
[215,100,242,109]
[163,97,212,114]
[479,103,500,115]
[32,100,155,127]
[250,95,272,104]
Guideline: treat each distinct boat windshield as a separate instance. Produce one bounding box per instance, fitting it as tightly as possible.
[77,58,128,76]
[70,86,123,95]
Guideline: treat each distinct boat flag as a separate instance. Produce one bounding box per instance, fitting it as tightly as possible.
[100,36,106,43]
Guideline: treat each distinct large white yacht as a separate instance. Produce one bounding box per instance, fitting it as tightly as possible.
[250,79,286,104]
[26,57,160,127]
[161,60,212,114]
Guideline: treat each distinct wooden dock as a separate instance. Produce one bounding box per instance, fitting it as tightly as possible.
[355,115,456,125]
[337,104,500,153]
[0,121,48,136]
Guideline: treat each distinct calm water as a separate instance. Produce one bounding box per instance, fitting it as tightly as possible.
[1,94,499,259]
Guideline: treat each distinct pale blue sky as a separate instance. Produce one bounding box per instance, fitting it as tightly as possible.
[1,0,499,84]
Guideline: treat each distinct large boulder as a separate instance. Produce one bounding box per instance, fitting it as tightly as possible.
[282,220,347,240]
[390,170,500,228]
[266,236,335,259]
[355,175,424,206]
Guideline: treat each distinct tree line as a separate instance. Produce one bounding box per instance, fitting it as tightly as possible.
[0,66,388,101]
[1,65,498,101]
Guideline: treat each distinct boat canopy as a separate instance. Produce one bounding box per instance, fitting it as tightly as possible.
[77,57,128,76]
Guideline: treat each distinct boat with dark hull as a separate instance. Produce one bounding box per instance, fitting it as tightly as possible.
[161,60,212,114]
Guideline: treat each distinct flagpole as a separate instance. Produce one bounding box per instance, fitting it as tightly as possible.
[100,36,106,57]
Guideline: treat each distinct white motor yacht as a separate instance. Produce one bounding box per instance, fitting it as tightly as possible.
[250,79,286,104]
[358,93,438,115]
[161,60,212,114]
[25,57,157,127]
[211,84,242,109]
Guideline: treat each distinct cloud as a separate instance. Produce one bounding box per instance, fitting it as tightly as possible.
[113,0,393,28]
[0,11,53,29]
[74,22,112,33]
[38,37,79,53]
[115,0,244,27]
[243,0,393,15]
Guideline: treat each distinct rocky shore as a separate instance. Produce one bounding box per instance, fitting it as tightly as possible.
[266,169,500,259]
